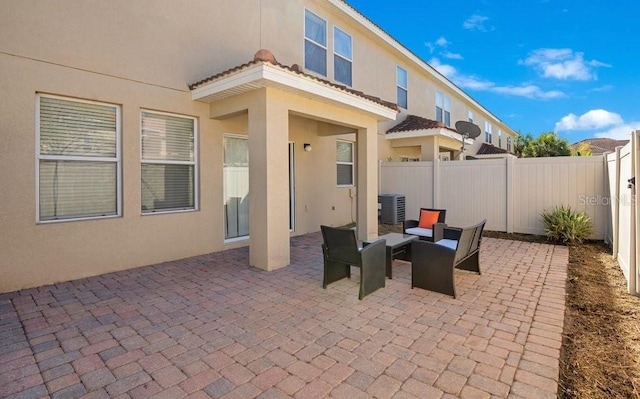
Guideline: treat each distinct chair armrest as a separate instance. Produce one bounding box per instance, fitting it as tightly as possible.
[360,238,386,257]
[432,223,448,242]
[403,219,419,231]
[360,239,386,275]
[443,226,462,240]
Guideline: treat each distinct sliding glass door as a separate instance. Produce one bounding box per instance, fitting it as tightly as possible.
[223,136,249,240]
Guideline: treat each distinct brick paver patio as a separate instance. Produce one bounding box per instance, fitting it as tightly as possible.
[0,233,568,399]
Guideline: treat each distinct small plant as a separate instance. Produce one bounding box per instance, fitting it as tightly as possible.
[541,205,593,244]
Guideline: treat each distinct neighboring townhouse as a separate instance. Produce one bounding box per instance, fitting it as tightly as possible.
[0,0,517,292]
[571,138,629,155]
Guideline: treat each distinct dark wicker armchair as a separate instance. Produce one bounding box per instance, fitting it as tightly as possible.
[411,219,486,298]
[403,208,447,241]
[320,225,386,300]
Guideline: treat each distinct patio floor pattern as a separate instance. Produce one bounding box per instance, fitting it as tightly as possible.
[0,234,568,399]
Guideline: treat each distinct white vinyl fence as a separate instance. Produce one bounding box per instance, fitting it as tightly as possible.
[605,131,639,295]
[380,155,608,238]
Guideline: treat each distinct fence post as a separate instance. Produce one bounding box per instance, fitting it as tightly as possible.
[506,156,515,233]
[433,158,440,208]
[612,147,622,260]
[633,131,640,295]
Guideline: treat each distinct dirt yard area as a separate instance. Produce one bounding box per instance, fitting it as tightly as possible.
[558,240,640,398]
[380,224,640,398]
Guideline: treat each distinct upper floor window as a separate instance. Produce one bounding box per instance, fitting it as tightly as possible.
[435,91,451,127]
[37,94,121,222]
[304,9,327,76]
[507,136,512,152]
[468,110,474,123]
[333,27,352,86]
[498,130,502,148]
[336,140,354,186]
[484,121,493,143]
[141,111,197,213]
[397,66,408,109]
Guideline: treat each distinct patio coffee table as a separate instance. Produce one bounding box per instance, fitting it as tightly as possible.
[366,233,418,279]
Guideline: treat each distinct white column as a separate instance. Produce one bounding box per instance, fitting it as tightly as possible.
[356,124,379,241]
[247,88,290,270]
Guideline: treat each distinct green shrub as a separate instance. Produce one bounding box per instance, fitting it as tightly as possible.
[541,205,593,244]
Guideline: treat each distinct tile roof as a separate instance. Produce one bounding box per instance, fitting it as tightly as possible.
[189,49,399,112]
[571,138,629,154]
[476,143,508,155]
[386,114,458,134]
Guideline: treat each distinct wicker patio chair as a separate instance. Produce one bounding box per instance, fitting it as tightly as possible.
[320,225,386,300]
[411,219,486,298]
[403,208,447,241]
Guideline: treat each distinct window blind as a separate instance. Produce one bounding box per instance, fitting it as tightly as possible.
[38,95,119,221]
[141,111,196,213]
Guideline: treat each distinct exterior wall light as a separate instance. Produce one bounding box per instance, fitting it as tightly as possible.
[304,143,312,152]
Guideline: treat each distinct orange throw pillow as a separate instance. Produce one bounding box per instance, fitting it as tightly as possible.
[418,210,439,229]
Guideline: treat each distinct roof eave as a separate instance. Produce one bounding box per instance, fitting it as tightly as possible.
[191,62,398,122]
[385,128,473,144]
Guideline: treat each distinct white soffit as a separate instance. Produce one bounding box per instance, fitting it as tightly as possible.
[191,62,397,122]
[386,129,473,145]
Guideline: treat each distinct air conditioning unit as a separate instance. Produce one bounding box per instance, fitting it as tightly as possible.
[378,194,406,225]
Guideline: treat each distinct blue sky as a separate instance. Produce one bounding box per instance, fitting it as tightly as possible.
[346,0,640,143]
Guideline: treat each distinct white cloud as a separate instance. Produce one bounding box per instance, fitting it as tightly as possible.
[463,14,492,31]
[442,51,463,60]
[556,109,640,139]
[429,58,564,99]
[425,36,451,54]
[442,51,464,60]
[555,109,623,131]
[435,36,449,47]
[492,85,565,99]
[520,48,610,81]
[589,85,613,93]
[594,123,640,140]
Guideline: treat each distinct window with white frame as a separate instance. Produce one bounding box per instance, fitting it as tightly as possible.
[334,27,352,86]
[507,136,512,152]
[435,91,451,127]
[397,66,408,109]
[37,94,120,222]
[336,140,354,186]
[498,130,502,148]
[485,121,493,143]
[468,110,474,123]
[141,111,196,213]
[304,9,327,76]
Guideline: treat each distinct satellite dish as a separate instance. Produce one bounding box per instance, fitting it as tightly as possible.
[455,121,481,159]
[455,121,481,139]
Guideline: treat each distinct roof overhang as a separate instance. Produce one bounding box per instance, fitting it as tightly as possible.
[191,62,397,122]
[385,128,473,145]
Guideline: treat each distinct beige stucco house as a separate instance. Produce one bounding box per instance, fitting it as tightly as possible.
[0,0,517,293]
